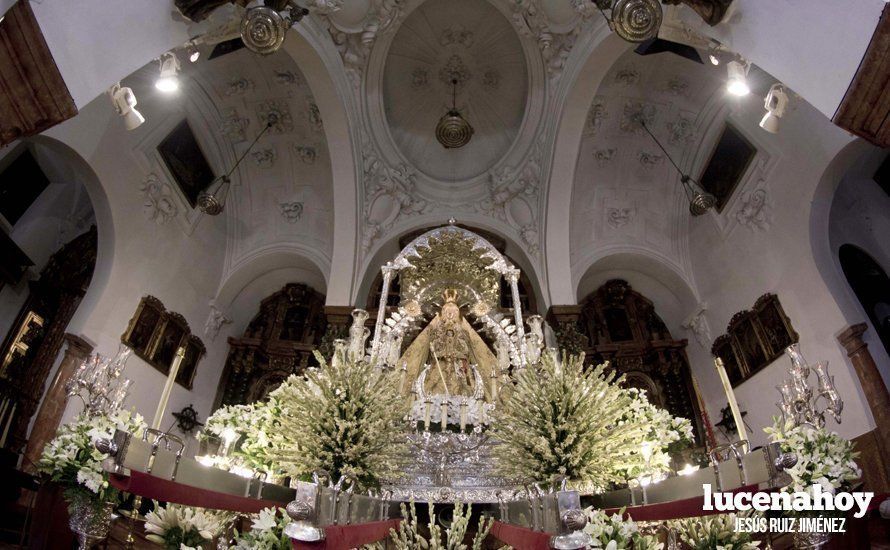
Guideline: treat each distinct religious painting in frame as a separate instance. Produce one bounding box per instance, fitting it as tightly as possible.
[711,294,799,387]
[699,123,757,212]
[157,119,215,208]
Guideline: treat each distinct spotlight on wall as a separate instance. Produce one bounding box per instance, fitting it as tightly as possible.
[109,84,145,130]
[726,60,750,96]
[187,43,200,63]
[155,52,181,93]
[759,84,788,134]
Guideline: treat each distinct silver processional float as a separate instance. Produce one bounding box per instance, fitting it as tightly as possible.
[99,224,808,549]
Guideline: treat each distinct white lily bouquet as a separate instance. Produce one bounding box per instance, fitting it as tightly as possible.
[492,351,694,489]
[583,508,663,549]
[669,512,760,550]
[764,416,861,518]
[143,501,232,549]
[230,507,292,550]
[38,408,146,505]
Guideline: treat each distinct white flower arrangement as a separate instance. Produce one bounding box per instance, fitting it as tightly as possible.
[388,501,493,550]
[260,349,408,488]
[492,351,693,488]
[669,512,760,550]
[583,508,663,549]
[614,388,694,481]
[38,408,146,502]
[764,416,861,517]
[143,501,231,549]
[230,507,292,550]
[199,399,283,477]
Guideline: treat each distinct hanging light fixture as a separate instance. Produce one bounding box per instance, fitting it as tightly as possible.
[759,83,789,134]
[436,79,474,149]
[186,42,201,63]
[109,84,145,130]
[155,52,181,93]
[240,1,309,55]
[726,59,750,96]
[592,0,662,43]
[636,116,716,216]
[197,117,275,216]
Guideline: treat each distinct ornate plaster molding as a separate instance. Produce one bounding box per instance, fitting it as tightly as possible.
[204,301,232,341]
[139,173,179,225]
[681,302,711,348]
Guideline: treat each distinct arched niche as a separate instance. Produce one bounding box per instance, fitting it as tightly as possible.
[575,249,699,335]
[578,278,703,444]
[214,282,327,408]
[3,136,116,339]
[811,139,890,387]
[838,244,890,356]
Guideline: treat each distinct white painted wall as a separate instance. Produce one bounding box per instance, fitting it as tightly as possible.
[684,92,881,449]
[30,0,190,108]
[672,0,885,118]
[35,96,230,454]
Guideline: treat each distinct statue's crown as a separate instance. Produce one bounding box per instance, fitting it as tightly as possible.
[442,288,458,303]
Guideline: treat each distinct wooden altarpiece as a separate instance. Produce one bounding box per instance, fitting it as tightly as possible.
[579,279,704,442]
[214,283,327,407]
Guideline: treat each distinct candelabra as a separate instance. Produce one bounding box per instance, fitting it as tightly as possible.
[66,344,134,417]
[776,343,843,429]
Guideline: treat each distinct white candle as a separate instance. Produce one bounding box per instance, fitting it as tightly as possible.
[490,372,498,401]
[714,358,748,443]
[440,401,448,431]
[423,399,432,431]
[152,347,185,430]
[459,401,468,432]
[399,362,408,393]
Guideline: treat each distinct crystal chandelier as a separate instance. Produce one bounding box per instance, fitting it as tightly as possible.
[436,79,474,149]
[776,343,844,429]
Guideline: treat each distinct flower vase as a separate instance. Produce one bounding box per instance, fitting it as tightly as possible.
[792,529,831,549]
[67,491,115,549]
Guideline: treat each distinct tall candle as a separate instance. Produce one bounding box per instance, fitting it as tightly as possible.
[440,401,448,430]
[459,401,468,432]
[399,362,408,393]
[152,346,185,430]
[423,399,432,431]
[490,372,498,401]
[714,358,747,443]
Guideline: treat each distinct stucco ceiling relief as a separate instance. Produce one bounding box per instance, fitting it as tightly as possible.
[139,173,180,225]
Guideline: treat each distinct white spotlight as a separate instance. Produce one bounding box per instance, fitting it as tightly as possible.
[155,52,181,93]
[759,83,788,134]
[726,60,750,96]
[187,43,200,63]
[109,84,145,130]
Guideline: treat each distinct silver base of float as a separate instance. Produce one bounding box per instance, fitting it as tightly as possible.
[100,430,794,549]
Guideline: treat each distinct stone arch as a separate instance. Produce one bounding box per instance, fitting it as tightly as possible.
[574,248,700,334]
[14,136,116,337]
[544,31,629,305]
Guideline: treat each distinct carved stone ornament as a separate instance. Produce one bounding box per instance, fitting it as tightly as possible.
[279,201,304,223]
[293,145,317,164]
[204,302,232,341]
[251,147,276,168]
[593,148,616,167]
[220,108,249,143]
[681,302,711,348]
[139,174,178,225]
[606,206,633,228]
[735,187,771,231]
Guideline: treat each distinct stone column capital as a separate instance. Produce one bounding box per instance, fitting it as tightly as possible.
[837,322,869,356]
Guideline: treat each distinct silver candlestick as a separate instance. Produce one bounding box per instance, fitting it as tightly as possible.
[66,344,134,416]
[776,343,843,429]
